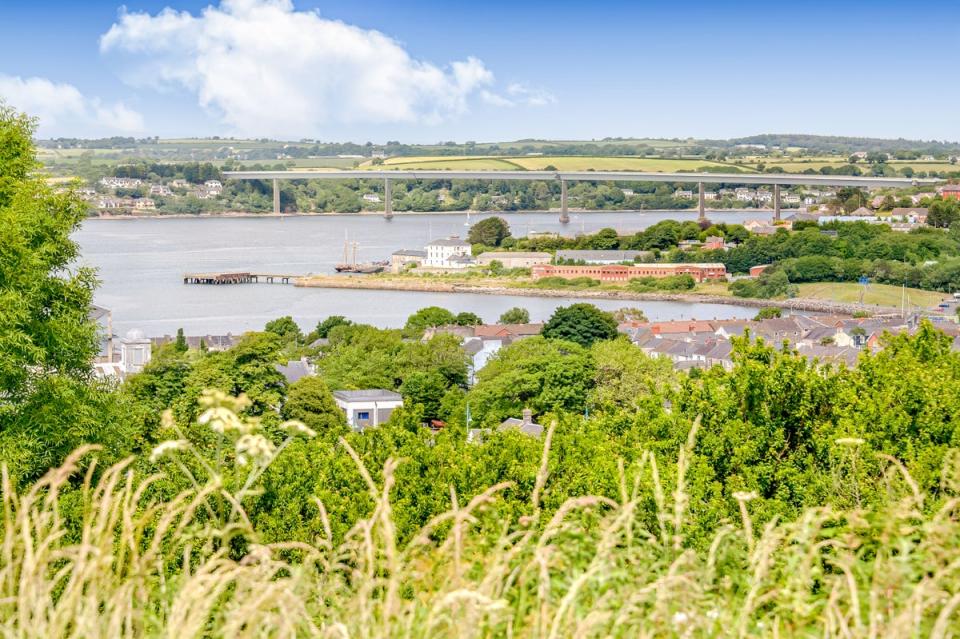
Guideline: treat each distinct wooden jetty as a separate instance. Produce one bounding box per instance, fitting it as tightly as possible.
[183,272,299,285]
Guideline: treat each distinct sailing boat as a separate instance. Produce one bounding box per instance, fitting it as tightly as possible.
[334,232,386,273]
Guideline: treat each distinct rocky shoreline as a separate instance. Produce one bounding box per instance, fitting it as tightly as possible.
[296,276,899,316]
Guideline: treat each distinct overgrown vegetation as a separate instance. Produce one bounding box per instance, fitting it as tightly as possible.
[7,104,960,635]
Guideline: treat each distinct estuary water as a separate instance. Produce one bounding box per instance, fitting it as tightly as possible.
[73,210,763,336]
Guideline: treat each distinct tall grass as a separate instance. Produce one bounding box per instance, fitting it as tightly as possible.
[1,398,959,637]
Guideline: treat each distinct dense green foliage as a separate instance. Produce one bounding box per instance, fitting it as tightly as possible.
[467,216,511,246]
[498,306,531,324]
[0,105,138,480]
[730,268,798,299]
[542,303,619,347]
[10,106,960,635]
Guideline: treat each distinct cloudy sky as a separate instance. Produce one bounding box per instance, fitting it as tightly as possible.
[1,0,958,141]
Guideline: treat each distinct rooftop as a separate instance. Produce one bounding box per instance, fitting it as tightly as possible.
[333,389,403,402]
[428,236,470,247]
[477,251,551,259]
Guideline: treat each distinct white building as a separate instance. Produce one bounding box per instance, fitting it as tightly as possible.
[119,329,152,375]
[755,190,773,203]
[674,189,693,199]
[735,188,755,202]
[133,198,156,210]
[203,180,223,194]
[149,184,173,196]
[333,390,403,431]
[424,236,471,268]
[362,193,381,203]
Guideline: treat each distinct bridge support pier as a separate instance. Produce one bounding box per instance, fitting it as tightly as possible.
[773,184,781,222]
[384,178,393,219]
[698,181,706,222]
[272,178,280,215]
[559,179,570,223]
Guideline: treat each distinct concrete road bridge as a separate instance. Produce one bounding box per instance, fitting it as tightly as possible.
[223,169,939,224]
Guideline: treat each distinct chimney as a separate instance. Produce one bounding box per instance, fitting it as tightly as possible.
[522,408,533,424]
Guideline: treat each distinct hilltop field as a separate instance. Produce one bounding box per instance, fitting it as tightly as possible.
[35,134,960,179]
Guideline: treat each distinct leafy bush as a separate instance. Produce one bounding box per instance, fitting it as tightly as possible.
[730,269,797,299]
[627,274,696,292]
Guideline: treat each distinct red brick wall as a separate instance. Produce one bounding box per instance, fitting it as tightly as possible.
[531,264,726,283]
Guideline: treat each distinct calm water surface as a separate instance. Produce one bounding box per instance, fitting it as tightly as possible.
[74,210,763,336]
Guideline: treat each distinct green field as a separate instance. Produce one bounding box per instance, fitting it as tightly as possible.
[796,282,947,309]
[371,157,526,170]
[366,155,739,173]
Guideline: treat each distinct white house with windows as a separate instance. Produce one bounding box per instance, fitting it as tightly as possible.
[119,329,152,375]
[424,236,471,268]
[333,390,403,431]
[203,180,223,194]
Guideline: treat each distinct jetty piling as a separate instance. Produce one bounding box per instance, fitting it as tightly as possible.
[183,272,296,285]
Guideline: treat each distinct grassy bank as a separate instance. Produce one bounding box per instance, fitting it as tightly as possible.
[6,411,960,637]
[796,282,946,308]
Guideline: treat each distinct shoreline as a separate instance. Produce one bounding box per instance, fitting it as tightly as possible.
[84,207,780,221]
[294,276,893,315]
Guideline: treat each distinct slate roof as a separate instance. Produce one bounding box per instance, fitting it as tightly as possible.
[333,389,403,402]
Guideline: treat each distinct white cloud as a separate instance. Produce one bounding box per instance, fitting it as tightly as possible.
[506,83,557,107]
[0,74,145,136]
[99,0,529,136]
[481,83,556,108]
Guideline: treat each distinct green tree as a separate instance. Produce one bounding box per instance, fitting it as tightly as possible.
[542,303,619,347]
[454,311,482,326]
[467,216,511,247]
[174,327,188,353]
[928,199,960,228]
[404,306,456,337]
[754,307,783,320]
[0,104,139,479]
[312,315,352,340]
[469,336,595,423]
[264,316,303,343]
[281,375,346,436]
[498,307,531,324]
[400,371,449,422]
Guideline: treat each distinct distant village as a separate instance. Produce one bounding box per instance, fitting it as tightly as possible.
[67,177,225,212]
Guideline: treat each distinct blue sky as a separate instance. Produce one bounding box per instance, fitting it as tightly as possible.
[1,0,958,142]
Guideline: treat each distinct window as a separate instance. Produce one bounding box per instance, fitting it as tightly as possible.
[356,411,371,421]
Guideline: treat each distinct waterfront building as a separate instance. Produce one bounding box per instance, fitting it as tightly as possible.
[424,236,471,268]
[531,263,727,283]
[555,249,651,264]
[391,249,426,273]
[476,251,552,268]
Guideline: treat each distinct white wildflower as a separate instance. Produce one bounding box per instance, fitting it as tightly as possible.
[672,611,690,626]
[235,433,276,465]
[150,439,189,462]
[198,407,249,434]
[279,419,316,438]
[706,609,720,620]
[733,491,758,502]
